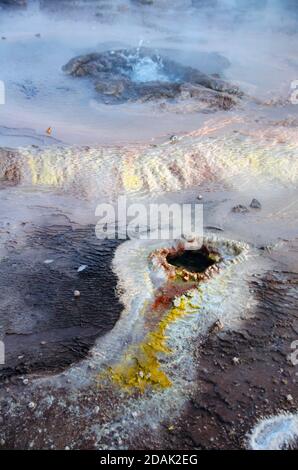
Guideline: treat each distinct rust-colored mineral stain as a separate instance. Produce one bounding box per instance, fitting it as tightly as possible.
[106,243,223,392]
[150,244,221,283]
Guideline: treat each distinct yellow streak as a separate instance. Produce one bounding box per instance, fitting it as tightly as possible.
[109,293,201,392]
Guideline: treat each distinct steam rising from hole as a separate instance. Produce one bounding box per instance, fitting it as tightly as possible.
[130,56,170,83]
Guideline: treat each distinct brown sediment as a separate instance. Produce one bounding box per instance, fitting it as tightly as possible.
[0,149,21,187]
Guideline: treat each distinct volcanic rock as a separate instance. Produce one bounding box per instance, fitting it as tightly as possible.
[250,198,262,209]
[231,205,249,214]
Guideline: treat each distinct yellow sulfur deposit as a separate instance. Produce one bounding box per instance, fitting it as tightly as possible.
[121,156,142,191]
[109,293,201,392]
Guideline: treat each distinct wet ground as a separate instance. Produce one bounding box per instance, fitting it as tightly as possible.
[0,226,122,380]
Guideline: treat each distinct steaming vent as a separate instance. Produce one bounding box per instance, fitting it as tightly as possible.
[63,47,241,106]
[128,55,173,84]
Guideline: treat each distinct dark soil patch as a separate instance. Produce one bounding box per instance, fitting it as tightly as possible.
[167,246,216,273]
[0,225,123,380]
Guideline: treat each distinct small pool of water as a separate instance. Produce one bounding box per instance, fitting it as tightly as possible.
[130,56,171,83]
[167,247,217,273]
